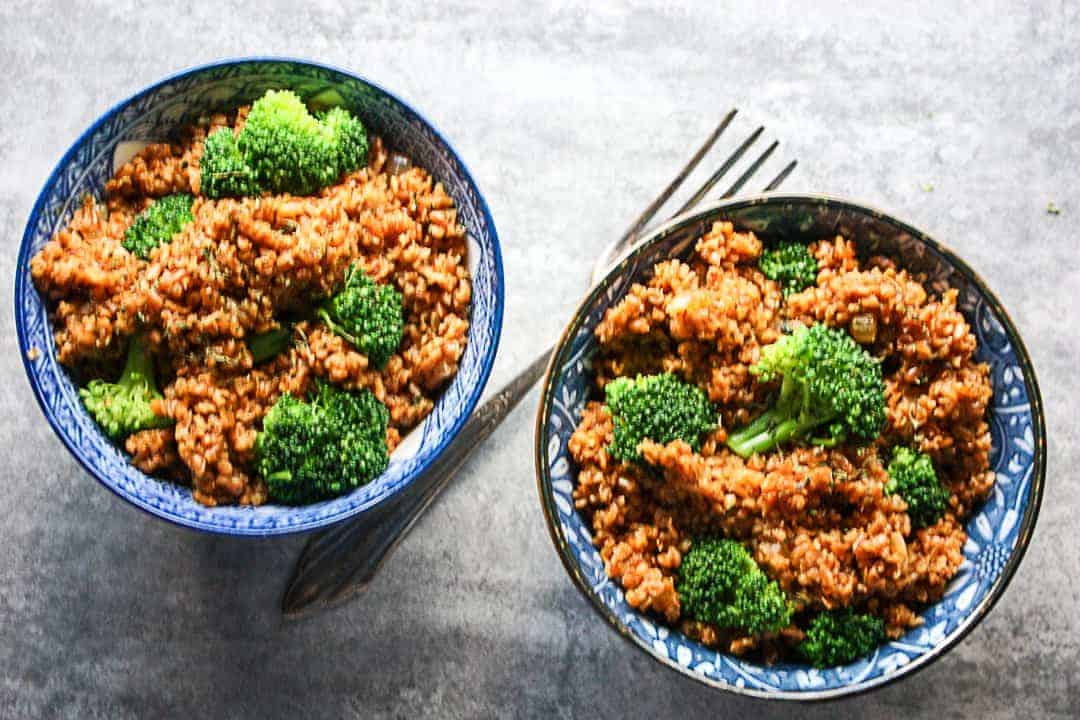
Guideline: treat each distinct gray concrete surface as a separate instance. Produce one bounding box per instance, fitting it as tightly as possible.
[1,1,1076,718]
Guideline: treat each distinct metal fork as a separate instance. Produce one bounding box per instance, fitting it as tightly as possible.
[282,108,798,616]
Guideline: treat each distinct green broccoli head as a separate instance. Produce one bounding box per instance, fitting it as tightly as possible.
[726,323,886,458]
[677,537,792,635]
[759,241,818,295]
[799,609,886,667]
[318,264,404,368]
[198,92,370,199]
[604,373,716,464]
[886,446,950,528]
[732,569,794,634]
[320,106,369,177]
[255,381,389,504]
[199,128,261,199]
[238,89,338,196]
[122,193,194,259]
[79,334,173,440]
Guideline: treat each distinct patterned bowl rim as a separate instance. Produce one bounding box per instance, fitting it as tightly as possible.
[14,57,504,536]
[534,192,1046,701]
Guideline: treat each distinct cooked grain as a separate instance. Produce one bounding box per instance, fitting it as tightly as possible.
[31,111,471,506]
[569,223,992,658]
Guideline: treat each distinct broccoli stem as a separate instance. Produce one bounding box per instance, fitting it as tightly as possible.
[726,378,838,457]
[315,304,371,351]
[728,414,839,457]
[316,306,361,348]
[247,326,292,364]
[120,333,155,388]
[726,410,778,455]
[266,470,292,484]
[727,412,802,457]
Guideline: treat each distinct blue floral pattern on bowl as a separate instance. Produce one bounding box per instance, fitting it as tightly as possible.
[15,58,503,536]
[536,195,1044,700]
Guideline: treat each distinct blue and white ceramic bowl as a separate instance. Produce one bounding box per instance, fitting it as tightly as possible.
[16,58,503,536]
[535,194,1045,700]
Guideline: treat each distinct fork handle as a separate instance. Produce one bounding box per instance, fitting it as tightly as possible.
[282,347,553,614]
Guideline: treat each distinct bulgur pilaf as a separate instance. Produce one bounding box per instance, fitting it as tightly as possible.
[31,104,471,506]
[569,222,992,662]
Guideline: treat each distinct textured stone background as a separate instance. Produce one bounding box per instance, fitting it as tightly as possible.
[0,1,1075,718]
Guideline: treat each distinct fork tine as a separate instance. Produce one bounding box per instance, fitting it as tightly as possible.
[674,125,763,215]
[762,160,798,192]
[617,108,739,245]
[721,140,779,198]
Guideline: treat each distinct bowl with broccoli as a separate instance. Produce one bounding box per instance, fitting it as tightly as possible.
[535,194,1044,699]
[16,58,503,535]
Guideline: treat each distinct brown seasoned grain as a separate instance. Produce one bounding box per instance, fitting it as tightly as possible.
[31,112,471,506]
[569,221,993,657]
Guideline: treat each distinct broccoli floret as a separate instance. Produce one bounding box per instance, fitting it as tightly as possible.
[726,323,886,457]
[320,106,369,176]
[198,92,370,199]
[238,89,338,196]
[255,381,389,504]
[247,325,293,364]
[604,373,716,464]
[800,609,886,667]
[677,537,792,635]
[318,264,404,368]
[759,241,818,295]
[886,446,949,528]
[122,193,194,259]
[199,128,261,199]
[79,334,173,440]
